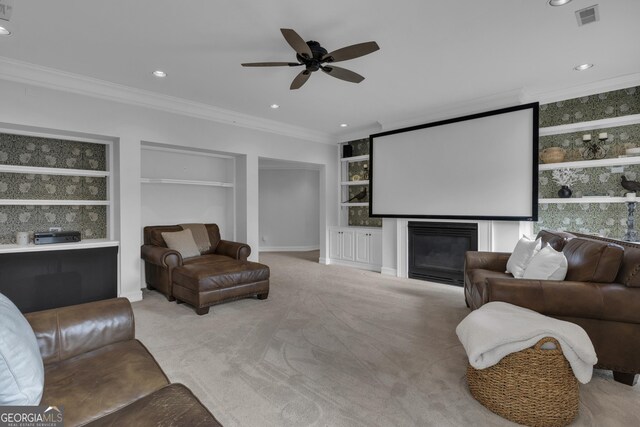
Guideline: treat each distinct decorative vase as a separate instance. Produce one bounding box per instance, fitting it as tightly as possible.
[558,186,572,198]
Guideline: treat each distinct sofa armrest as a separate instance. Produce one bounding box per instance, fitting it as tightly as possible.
[25,298,135,365]
[485,277,640,324]
[141,244,182,268]
[215,240,251,261]
[465,251,510,273]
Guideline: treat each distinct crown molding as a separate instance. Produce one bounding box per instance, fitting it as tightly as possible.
[0,56,334,144]
[379,88,526,132]
[522,73,640,105]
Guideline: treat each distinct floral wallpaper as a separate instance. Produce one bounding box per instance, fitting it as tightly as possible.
[0,133,108,244]
[539,86,639,127]
[344,138,381,227]
[536,85,640,239]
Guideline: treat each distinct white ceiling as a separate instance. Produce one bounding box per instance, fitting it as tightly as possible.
[1,0,639,140]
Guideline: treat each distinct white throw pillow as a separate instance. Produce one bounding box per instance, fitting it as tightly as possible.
[0,293,44,405]
[162,229,200,259]
[506,236,542,278]
[523,245,568,280]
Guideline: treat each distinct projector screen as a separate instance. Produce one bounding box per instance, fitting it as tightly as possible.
[370,103,538,221]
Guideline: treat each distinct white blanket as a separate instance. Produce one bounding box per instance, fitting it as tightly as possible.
[456,302,597,384]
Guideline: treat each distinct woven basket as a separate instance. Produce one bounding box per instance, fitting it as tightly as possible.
[467,337,579,427]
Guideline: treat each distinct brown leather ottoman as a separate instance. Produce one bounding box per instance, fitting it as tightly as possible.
[172,258,270,315]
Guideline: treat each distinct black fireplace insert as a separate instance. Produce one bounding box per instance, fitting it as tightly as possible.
[408,222,478,286]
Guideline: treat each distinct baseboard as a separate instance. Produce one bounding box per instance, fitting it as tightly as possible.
[328,258,381,272]
[381,267,398,277]
[318,257,329,265]
[120,290,143,302]
[260,245,320,252]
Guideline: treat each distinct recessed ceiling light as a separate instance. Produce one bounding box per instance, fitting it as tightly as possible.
[0,26,11,36]
[574,63,594,71]
[152,70,167,78]
[340,123,349,128]
[270,104,279,109]
[548,0,572,6]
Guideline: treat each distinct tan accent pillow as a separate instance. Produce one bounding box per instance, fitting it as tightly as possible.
[161,229,200,259]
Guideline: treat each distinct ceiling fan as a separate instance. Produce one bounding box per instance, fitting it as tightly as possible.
[242,28,379,90]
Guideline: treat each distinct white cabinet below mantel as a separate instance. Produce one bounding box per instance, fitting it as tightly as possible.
[329,227,381,272]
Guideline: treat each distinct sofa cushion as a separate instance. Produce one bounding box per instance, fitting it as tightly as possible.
[85,384,222,427]
[0,293,44,405]
[173,259,270,292]
[162,229,200,259]
[562,238,624,283]
[522,245,568,280]
[506,236,541,278]
[42,340,169,426]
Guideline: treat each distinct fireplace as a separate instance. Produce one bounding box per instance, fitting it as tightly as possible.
[408,222,478,286]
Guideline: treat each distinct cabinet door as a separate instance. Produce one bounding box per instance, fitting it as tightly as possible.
[341,230,355,261]
[329,229,342,259]
[369,231,382,267]
[355,231,370,263]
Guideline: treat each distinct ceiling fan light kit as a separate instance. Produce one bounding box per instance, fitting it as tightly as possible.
[242,28,379,90]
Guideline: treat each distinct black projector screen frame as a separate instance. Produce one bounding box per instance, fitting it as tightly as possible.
[369,103,539,221]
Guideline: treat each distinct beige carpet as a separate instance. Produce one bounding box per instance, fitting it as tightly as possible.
[133,251,639,427]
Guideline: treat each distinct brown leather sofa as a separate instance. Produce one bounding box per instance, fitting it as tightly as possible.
[464,230,640,386]
[24,298,221,426]
[141,224,269,315]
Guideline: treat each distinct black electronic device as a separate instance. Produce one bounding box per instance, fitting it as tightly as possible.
[343,144,353,158]
[34,231,82,245]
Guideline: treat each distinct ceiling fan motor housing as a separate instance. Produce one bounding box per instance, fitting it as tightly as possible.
[296,41,328,71]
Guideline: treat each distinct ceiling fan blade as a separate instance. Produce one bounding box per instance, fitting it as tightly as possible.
[290,70,311,90]
[321,66,365,84]
[281,28,312,58]
[241,62,302,67]
[323,41,380,63]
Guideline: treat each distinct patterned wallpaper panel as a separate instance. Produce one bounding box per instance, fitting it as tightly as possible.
[539,86,639,128]
[534,203,629,240]
[344,138,381,228]
[0,205,107,244]
[537,85,640,237]
[0,133,109,244]
[0,133,107,171]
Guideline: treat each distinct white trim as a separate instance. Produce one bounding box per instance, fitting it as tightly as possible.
[0,125,114,145]
[140,144,236,160]
[140,178,234,188]
[318,257,329,265]
[0,199,110,205]
[539,197,630,204]
[523,73,640,105]
[121,290,143,302]
[340,202,368,207]
[327,258,381,272]
[260,245,320,252]
[381,267,398,277]
[0,164,110,177]
[0,239,118,254]
[340,155,369,163]
[539,114,640,137]
[340,180,369,186]
[0,56,334,145]
[539,156,640,171]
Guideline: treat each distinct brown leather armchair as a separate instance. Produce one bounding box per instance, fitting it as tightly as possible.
[25,298,221,426]
[141,224,269,315]
[464,230,640,386]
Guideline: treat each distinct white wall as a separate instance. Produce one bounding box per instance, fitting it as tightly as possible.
[259,168,320,251]
[0,79,339,301]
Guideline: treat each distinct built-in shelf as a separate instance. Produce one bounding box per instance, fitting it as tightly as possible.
[539,114,640,137]
[340,180,369,186]
[340,155,369,163]
[140,178,234,188]
[340,202,369,207]
[0,239,119,254]
[539,197,632,204]
[0,164,110,177]
[0,199,110,206]
[539,156,640,171]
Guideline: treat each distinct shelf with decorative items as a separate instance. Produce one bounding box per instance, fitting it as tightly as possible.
[535,85,640,240]
[0,129,113,246]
